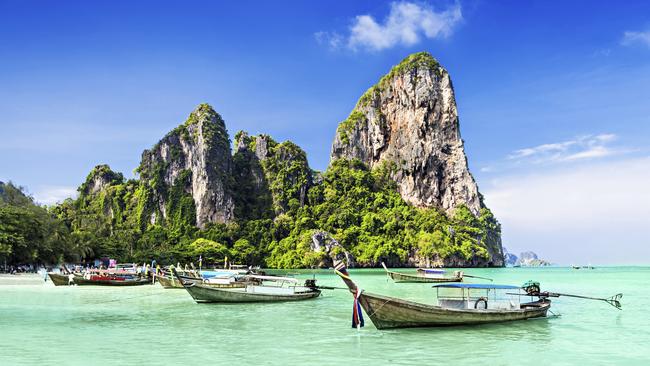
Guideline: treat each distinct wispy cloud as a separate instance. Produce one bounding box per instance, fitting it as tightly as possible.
[33,186,77,206]
[482,157,650,264]
[314,31,344,49]
[315,1,462,51]
[622,29,650,48]
[507,134,622,164]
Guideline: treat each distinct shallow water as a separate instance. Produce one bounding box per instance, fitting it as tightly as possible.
[0,267,648,365]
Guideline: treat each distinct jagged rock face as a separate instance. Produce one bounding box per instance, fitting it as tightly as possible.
[310,231,355,268]
[503,247,519,266]
[331,52,481,216]
[233,132,312,216]
[138,104,234,228]
[80,164,124,196]
[232,132,273,220]
[516,251,551,267]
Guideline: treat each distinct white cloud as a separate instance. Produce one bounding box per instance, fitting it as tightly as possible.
[482,157,650,264]
[32,186,77,206]
[316,1,462,51]
[314,31,343,49]
[507,134,622,164]
[622,30,650,47]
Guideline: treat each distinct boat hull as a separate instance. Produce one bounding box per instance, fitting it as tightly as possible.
[184,283,321,303]
[359,291,550,329]
[156,274,184,288]
[72,277,152,286]
[386,271,462,283]
[47,273,71,286]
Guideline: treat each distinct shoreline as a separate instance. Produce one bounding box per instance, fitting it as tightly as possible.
[0,273,47,286]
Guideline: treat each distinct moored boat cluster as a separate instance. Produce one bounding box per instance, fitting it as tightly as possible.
[46,260,622,330]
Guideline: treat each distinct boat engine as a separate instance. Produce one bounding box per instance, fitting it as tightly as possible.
[523,280,541,295]
[304,279,318,289]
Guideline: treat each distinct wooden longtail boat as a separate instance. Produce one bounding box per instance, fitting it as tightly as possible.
[155,268,202,289]
[155,273,184,288]
[72,275,152,286]
[381,262,463,283]
[336,262,550,329]
[47,272,72,286]
[156,266,253,289]
[48,272,151,286]
[174,270,321,303]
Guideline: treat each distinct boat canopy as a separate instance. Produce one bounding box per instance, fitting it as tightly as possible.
[418,268,446,274]
[433,283,521,289]
[246,275,298,283]
[201,270,243,278]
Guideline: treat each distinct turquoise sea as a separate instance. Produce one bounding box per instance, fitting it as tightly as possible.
[1,267,648,365]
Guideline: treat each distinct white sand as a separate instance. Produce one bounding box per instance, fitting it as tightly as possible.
[0,273,48,286]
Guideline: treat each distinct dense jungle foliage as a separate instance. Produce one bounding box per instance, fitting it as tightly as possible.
[0,153,499,268]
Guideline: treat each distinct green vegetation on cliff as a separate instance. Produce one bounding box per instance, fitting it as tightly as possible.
[265,159,495,268]
[2,98,500,268]
[2,145,499,268]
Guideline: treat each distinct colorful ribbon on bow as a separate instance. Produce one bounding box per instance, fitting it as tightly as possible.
[352,287,364,329]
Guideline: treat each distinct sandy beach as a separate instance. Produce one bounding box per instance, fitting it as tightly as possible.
[0,273,47,286]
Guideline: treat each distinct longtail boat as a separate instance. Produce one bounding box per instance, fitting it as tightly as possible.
[174,269,321,303]
[47,272,72,286]
[336,261,550,329]
[72,274,151,286]
[48,271,151,286]
[155,266,203,289]
[381,262,463,283]
[156,273,182,288]
[156,265,255,289]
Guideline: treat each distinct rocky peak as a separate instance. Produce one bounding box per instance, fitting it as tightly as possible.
[79,164,124,196]
[233,132,312,216]
[138,103,234,228]
[310,231,355,268]
[330,52,481,216]
[232,131,273,220]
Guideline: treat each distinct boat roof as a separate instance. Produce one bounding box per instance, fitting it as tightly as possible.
[433,283,521,289]
[246,275,298,283]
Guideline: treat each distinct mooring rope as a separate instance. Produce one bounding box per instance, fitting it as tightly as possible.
[368,297,392,318]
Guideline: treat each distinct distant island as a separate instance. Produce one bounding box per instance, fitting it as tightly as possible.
[0,52,504,269]
[503,248,551,267]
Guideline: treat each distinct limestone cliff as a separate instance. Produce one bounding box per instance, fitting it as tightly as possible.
[79,165,124,196]
[137,104,234,228]
[330,52,503,266]
[60,55,505,268]
[232,132,274,220]
[331,52,481,215]
[233,132,312,218]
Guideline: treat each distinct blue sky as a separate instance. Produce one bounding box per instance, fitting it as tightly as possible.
[1,0,649,263]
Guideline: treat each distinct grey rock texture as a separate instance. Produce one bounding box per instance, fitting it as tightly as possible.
[310,231,355,268]
[516,251,550,266]
[330,52,481,216]
[232,132,274,220]
[80,165,124,196]
[138,104,234,228]
[503,247,519,266]
[234,132,312,216]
